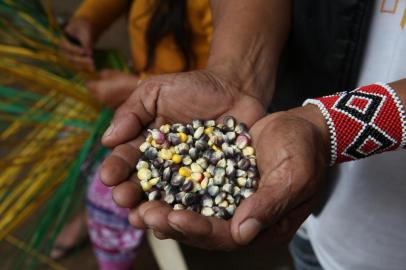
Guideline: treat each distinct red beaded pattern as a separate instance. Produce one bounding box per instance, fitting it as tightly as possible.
[303,83,406,165]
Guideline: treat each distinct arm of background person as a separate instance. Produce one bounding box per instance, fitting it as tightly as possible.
[73,0,129,38]
[60,0,129,70]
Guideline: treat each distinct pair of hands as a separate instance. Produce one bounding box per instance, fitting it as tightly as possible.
[62,17,330,251]
[99,68,330,250]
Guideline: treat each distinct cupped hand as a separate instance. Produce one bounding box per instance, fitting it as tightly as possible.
[228,105,330,248]
[60,17,96,71]
[87,70,138,109]
[100,68,330,248]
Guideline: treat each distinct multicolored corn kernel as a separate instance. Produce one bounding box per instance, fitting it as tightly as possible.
[171,154,183,164]
[178,132,188,143]
[179,167,192,178]
[140,180,152,192]
[137,168,152,181]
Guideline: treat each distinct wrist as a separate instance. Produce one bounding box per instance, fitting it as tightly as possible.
[207,57,275,109]
[302,83,406,165]
[206,0,290,109]
[67,16,99,44]
[288,105,331,165]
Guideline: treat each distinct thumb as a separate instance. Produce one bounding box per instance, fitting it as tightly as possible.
[101,84,159,147]
[231,184,290,245]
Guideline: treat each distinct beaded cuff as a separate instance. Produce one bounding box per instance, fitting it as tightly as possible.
[303,83,406,165]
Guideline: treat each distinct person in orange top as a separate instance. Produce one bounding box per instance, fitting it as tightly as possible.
[54,1,212,269]
[61,0,211,74]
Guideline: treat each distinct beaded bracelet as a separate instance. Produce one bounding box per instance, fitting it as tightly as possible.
[303,83,406,165]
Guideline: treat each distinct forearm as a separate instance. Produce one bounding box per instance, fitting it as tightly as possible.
[208,0,291,107]
[73,0,128,38]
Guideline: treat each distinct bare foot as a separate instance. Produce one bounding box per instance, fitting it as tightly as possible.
[50,210,88,259]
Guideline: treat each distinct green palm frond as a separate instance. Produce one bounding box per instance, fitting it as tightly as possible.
[0,1,127,269]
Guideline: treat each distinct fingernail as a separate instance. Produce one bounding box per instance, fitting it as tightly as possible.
[154,231,168,240]
[103,124,114,138]
[169,221,185,235]
[238,218,262,245]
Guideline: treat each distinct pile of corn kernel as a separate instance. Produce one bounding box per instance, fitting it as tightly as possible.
[136,116,258,219]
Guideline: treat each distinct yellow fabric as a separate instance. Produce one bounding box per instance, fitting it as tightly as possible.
[74,0,212,75]
[74,0,128,34]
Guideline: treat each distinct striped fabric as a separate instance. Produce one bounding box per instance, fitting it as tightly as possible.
[86,168,144,270]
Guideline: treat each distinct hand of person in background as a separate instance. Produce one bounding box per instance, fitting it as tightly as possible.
[107,104,329,250]
[87,70,138,109]
[60,17,96,71]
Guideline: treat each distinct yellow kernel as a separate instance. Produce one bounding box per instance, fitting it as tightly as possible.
[212,145,220,151]
[140,180,152,192]
[178,132,188,143]
[149,177,160,186]
[160,124,171,133]
[146,136,153,143]
[172,154,183,164]
[137,168,152,181]
[242,146,255,156]
[203,172,211,178]
[219,200,229,208]
[151,139,157,147]
[139,142,151,152]
[204,127,214,135]
[159,149,173,160]
[179,167,192,177]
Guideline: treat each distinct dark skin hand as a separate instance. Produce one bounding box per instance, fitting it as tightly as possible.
[60,0,129,71]
[60,17,96,71]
